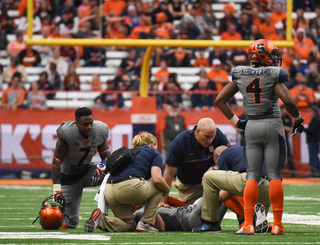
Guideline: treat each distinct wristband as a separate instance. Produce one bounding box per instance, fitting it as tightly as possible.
[53,184,62,192]
[230,115,239,125]
[294,113,302,122]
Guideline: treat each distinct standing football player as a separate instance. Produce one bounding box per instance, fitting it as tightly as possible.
[52,107,111,229]
[215,39,304,235]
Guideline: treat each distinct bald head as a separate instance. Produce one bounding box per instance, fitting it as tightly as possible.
[195,118,216,148]
[213,145,229,165]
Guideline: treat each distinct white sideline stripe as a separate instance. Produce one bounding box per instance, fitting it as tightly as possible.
[0,232,110,241]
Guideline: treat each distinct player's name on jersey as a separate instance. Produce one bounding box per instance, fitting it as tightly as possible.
[240,68,271,76]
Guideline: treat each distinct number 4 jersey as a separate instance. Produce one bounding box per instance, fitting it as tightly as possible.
[57,120,109,176]
[232,66,288,120]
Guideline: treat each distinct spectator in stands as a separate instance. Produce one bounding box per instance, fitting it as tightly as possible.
[180,6,207,35]
[123,5,141,30]
[113,67,128,88]
[220,23,243,42]
[48,62,62,90]
[120,48,138,75]
[59,14,78,35]
[101,0,127,18]
[118,74,133,91]
[293,28,316,60]
[55,0,78,28]
[229,47,250,68]
[259,12,276,39]
[208,48,229,69]
[314,83,320,106]
[34,27,53,61]
[268,21,286,41]
[168,0,186,21]
[6,30,26,57]
[151,1,174,24]
[130,16,151,39]
[289,72,315,108]
[293,8,310,31]
[307,45,319,64]
[154,59,171,86]
[27,81,47,109]
[37,71,55,99]
[271,1,287,26]
[18,45,41,67]
[310,7,320,29]
[17,0,39,18]
[50,24,63,39]
[77,0,95,27]
[94,79,124,109]
[0,2,17,34]
[17,11,42,35]
[41,15,53,33]
[2,56,27,83]
[149,81,164,109]
[304,104,320,177]
[45,46,69,77]
[282,48,295,71]
[134,0,151,16]
[154,12,175,39]
[191,69,216,91]
[193,49,210,68]
[0,23,8,51]
[236,13,252,40]
[77,20,94,38]
[1,72,26,110]
[162,77,183,109]
[293,0,315,12]
[159,102,187,158]
[207,59,229,93]
[201,3,216,32]
[87,74,101,91]
[36,0,54,23]
[63,63,80,91]
[219,3,238,34]
[251,7,263,26]
[310,18,320,44]
[166,47,192,67]
[307,62,320,90]
[191,77,216,110]
[59,37,79,63]
[249,24,264,40]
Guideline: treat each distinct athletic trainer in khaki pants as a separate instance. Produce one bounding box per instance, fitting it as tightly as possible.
[85,132,170,232]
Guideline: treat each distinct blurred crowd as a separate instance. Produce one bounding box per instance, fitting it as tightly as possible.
[0,0,320,110]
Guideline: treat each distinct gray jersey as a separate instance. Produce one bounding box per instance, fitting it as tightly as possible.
[232,66,286,119]
[57,120,109,176]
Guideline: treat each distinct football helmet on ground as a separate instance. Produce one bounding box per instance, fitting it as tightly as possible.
[247,39,282,67]
[32,195,65,230]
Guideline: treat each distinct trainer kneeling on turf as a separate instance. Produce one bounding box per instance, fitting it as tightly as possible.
[84,132,170,232]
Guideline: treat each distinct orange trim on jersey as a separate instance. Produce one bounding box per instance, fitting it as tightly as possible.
[245,77,263,105]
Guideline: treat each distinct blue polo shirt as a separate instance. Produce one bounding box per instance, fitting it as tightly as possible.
[108,145,162,181]
[218,145,267,176]
[166,126,230,185]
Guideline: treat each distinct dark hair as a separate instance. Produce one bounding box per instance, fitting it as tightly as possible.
[75,107,92,121]
[49,62,57,71]
[40,71,48,79]
[12,72,21,79]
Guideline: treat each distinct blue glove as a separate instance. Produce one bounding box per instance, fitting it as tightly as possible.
[291,118,304,138]
[53,191,66,206]
[91,168,104,186]
[236,119,248,130]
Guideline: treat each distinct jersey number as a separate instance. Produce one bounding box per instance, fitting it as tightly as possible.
[77,147,91,168]
[245,78,262,104]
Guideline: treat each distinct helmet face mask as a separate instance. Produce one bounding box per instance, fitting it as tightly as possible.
[33,195,65,230]
[248,39,282,67]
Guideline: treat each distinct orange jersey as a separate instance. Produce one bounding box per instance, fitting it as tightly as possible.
[129,26,151,39]
[281,54,294,70]
[293,38,315,59]
[193,57,210,67]
[271,12,287,26]
[1,86,26,106]
[258,22,276,38]
[207,69,229,92]
[21,50,38,67]
[289,86,314,107]
[49,33,63,39]
[101,0,127,16]
[220,31,242,41]
[154,70,171,83]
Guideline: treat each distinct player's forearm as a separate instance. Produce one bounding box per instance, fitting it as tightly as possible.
[52,160,61,184]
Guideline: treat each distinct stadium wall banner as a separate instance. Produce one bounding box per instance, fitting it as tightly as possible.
[0,108,314,177]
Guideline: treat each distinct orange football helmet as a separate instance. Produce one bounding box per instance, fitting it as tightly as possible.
[33,195,65,230]
[247,39,281,67]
